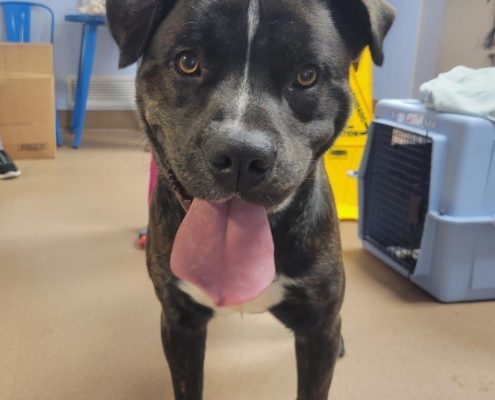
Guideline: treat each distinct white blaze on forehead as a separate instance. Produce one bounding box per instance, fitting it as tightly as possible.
[247,0,260,42]
[235,0,260,122]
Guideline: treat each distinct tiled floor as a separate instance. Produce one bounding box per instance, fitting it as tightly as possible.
[1,129,494,400]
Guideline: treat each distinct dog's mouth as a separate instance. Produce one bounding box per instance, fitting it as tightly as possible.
[157,154,194,211]
[151,138,278,308]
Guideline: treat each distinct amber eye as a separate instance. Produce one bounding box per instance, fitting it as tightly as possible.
[296,65,318,88]
[176,52,200,75]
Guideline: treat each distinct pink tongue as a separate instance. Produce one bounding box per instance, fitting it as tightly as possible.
[170,198,275,307]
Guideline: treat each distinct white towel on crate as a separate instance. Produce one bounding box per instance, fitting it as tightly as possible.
[419,66,495,122]
[79,0,106,16]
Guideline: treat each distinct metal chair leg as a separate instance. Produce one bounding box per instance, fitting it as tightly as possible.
[72,24,99,149]
[71,23,87,135]
[56,111,63,147]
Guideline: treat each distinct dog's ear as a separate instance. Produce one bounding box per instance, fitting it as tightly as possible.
[107,0,177,68]
[329,0,395,65]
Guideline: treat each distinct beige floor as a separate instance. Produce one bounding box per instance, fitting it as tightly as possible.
[1,129,494,400]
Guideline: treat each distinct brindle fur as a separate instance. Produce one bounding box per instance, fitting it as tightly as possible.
[107,1,394,399]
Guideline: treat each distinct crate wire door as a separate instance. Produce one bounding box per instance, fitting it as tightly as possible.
[363,123,433,273]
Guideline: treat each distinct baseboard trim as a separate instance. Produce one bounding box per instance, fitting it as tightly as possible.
[59,110,141,130]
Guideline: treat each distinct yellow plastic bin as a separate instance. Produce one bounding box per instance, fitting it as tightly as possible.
[325,48,373,221]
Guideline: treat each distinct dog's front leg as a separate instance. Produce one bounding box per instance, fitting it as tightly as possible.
[161,309,209,400]
[273,304,343,400]
[294,319,342,400]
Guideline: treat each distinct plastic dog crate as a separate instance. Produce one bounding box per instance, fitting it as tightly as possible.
[358,99,495,302]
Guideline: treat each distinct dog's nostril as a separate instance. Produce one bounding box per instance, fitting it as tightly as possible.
[211,155,232,170]
[248,159,269,175]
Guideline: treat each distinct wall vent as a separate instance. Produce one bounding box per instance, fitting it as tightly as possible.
[67,75,136,110]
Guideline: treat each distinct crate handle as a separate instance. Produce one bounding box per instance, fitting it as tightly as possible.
[430,211,495,226]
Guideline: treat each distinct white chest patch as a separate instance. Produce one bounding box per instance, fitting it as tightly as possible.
[178,276,296,316]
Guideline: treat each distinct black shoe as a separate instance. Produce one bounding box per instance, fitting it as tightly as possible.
[0,149,21,179]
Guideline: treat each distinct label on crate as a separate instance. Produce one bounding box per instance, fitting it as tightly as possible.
[405,113,425,126]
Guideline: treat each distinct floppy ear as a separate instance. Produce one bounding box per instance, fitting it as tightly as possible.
[329,0,395,65]
[106,0,177,68]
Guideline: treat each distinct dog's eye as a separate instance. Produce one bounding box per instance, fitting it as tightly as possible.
[296,66,318,88]
[176,52,200,76]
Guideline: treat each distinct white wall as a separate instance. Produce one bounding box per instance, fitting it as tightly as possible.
[437,0,494,73]
[375,0,495,100]
[373,0,446,100]
[26,0,135,110]
[373,0,423,99]
[412,0,445,97]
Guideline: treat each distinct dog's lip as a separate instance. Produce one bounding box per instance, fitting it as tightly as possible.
[189,193,294,214]
[162,160,291,211]
[155,155,193,203]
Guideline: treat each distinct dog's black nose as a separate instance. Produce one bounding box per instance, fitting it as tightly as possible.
[206,130,276,192]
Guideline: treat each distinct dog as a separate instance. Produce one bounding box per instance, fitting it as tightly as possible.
[107,0,394,398]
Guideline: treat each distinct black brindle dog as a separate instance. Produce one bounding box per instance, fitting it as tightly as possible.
[107,0,394,398]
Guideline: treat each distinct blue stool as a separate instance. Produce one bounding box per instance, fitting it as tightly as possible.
[65,14,106,149]
[0,1,63,147]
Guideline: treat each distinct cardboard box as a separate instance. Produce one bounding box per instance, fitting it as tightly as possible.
[0,43,56,159]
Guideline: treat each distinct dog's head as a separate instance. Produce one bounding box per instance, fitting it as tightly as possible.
[107,0,394,209]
